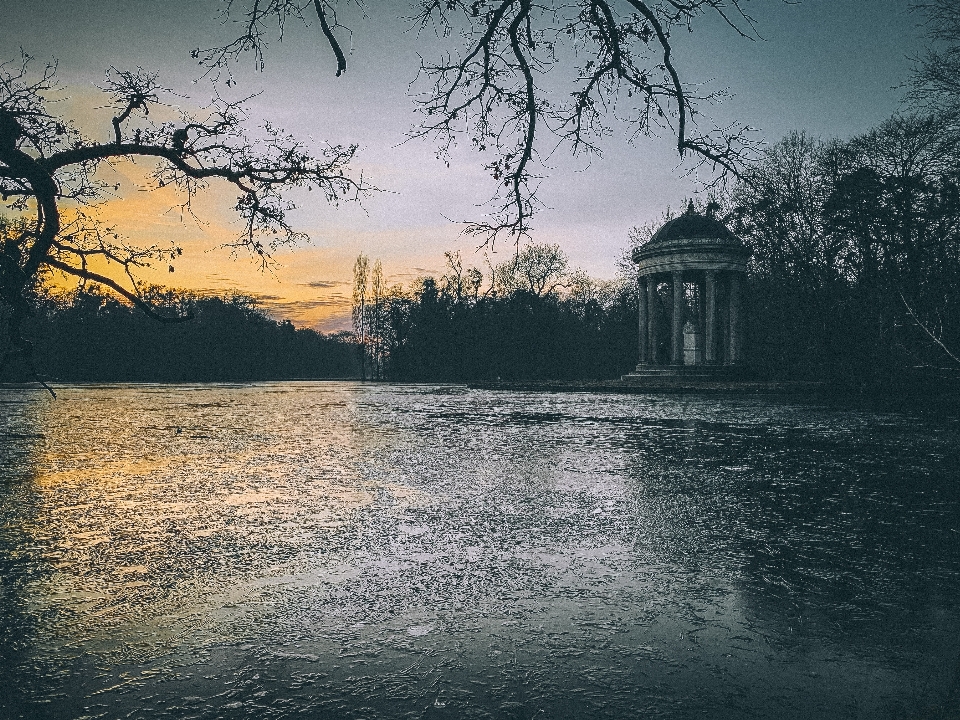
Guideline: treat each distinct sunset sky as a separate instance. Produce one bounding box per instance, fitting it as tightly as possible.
[2,0,926,331]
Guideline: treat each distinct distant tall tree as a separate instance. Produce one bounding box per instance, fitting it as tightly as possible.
[352,253,369,379]
[368,259,385,380]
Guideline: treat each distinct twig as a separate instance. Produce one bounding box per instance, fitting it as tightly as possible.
[900,291,960,365]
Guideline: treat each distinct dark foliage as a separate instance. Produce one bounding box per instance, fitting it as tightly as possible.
[384,281,638,382]
[730,118,960,387]
[0,55,363,390]
[0,290,358,382]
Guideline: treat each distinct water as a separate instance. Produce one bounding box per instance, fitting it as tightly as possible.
[1,382,958,719]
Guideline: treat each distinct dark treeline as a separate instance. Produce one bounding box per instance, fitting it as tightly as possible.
[7,104,960,389]
[389,280,638,382]
[0,288,358,382]
[5,124,960,389]
[1,3,958,390]
[729,115,960,386]
[730,1,960,387]
[355,113,960,387]
[352,248,639,382]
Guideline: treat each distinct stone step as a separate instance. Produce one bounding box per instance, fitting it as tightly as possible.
[623,365,743,380]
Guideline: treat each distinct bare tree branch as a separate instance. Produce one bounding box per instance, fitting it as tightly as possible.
[901,290,960,366]
[0,54,367,391]
[406,0,760,245]
[204,1,763,246]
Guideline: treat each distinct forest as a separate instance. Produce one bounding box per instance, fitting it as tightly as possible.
[728,116,960,388]
[350,249,639,383]
[3,100,959,389]
[347,110,960,389]
[0,287,358,382]
[1,2,958,391]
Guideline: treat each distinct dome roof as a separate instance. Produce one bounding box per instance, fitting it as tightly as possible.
[648,204,742,246]
[631,203,750,273]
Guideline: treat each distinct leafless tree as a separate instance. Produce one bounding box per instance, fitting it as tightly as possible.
[910,0,960,113]
[566,269,621,310]
[0,54,365,390]
[368,258,386,379]
[201,0,764,245]
[352,252,369,379]
[441,250,484,302]
[727,132,843,287]
[840,114,960,283]
[493,242,569,296]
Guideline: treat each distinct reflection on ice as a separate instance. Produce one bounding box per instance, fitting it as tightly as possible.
[1,382,959,719]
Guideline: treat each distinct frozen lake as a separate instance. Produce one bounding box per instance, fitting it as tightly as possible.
[1,382,958,719]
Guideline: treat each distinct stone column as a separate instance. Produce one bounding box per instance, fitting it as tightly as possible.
[672,271,684,365]
[637,276,648,366]
[728,272,741,364]
[647,276,658,365]
[704,270,717,364]
[696,279,705,365]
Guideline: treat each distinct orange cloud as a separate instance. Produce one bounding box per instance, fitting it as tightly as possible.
[46,159,456,332]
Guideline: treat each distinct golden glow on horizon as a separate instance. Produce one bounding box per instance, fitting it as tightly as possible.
[33,79,623,333]
[46,160,450,333]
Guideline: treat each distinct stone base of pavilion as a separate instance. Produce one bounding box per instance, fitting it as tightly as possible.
[622,364,746,381]
[470,375,826,394]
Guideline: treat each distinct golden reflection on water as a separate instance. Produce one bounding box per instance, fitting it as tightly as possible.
[3,383,393,654]
[4,383,959,719]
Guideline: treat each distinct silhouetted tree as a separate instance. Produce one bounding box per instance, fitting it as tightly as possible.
[351,253,369,379]
[0,55,365,390]
[728,132,842,289]
[727,115,960,383]
[827,114,960,371]
[368,259,387,380]
[376,252,636,382]
[199,0,763,244]
[440,251,484,304]
[492,243,570,297]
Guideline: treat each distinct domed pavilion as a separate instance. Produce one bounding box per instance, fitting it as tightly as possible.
[630,204,751,373]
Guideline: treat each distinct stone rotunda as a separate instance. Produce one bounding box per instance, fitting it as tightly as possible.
[630,204,751,375]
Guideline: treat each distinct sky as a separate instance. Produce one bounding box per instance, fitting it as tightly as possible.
[1,0,928,331]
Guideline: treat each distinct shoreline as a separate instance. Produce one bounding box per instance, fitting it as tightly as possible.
[2,376,957,401]
[468,379,826,394]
